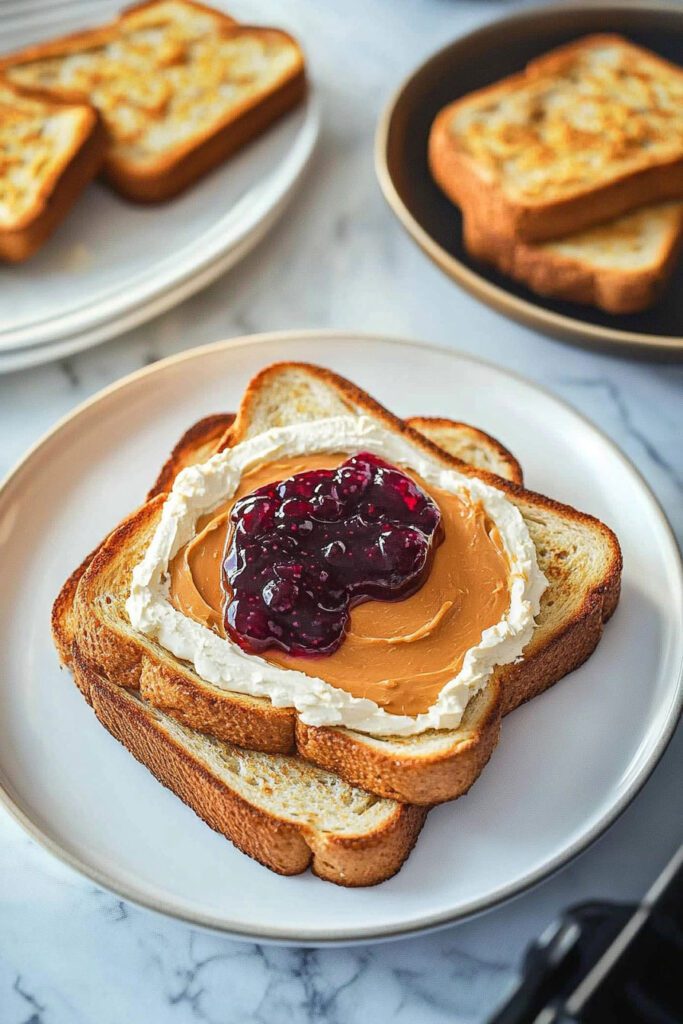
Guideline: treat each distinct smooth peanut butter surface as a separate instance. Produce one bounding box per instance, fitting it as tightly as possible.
[168,454,509,716]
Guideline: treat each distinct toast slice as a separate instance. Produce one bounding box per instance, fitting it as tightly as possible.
[0,79,105,262]
[54,602,426,887]
[51,416,515,884]
[407,417,522,484]
[463,202,683,314]
[61,364,621,806]
[429,35,683,243]
[1,1,306,202]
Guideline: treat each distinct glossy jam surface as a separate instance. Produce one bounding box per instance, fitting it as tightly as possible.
[223,452,442,657]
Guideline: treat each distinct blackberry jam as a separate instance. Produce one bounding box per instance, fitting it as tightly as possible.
[223,452,443,657]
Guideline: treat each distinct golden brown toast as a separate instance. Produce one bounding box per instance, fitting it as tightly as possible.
[52,414,517,884]
[429,35,683,243]
[1,1,306,202]
[58,365,621,806]
[0,78,105,262]
[463,202,683,314]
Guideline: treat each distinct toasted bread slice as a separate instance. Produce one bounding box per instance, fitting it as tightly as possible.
[463,201,683,314]
[53,591,425,886]
[81,659,426,886]
[407,417,522,485]
[0,79,105,261]
[51,416,513,884]
[62,364,621,805]
[1,1,306,202]
[429,34,683,243]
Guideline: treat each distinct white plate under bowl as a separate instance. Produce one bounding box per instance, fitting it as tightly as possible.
[0,0,318,358]
[0,332,680,944]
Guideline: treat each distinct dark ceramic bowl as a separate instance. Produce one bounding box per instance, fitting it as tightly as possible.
[376,2,683,358]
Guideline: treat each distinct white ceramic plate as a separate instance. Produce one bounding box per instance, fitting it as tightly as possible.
[0,332,680,944]
[0,174,312,373]
[0,2,318,363]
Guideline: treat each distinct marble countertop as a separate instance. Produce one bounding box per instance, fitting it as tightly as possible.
[1,2,681,1022]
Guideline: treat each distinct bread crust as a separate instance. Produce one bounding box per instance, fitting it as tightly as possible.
[60,624,426,886]
[59,365,621,806]
[0,84,106,262]
[0,5,307,203]
[138,651,296,753]
[462,208,683,314]
[497,591,609,715]
[148,413,236,499]
[406,416,523,484]
[51,543,105,696]
[122,0,236,27]
[428,34,683,243]
[296,683,502,805]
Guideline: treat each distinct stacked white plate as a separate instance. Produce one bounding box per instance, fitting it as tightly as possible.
[0,0,319,373]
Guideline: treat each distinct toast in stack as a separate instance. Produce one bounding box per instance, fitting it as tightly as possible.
[463,202,683,314]
[56,364,621,812]
[53,412,520,884]
[1,0,306,202]
[429,34,683,312]
[429,34,683,243]
[0,79,105,261]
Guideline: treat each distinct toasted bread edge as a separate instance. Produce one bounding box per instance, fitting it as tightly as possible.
[462,207,683,314]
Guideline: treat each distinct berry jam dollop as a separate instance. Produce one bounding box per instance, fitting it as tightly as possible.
[223,452,443,657]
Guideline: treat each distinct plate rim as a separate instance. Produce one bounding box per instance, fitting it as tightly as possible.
[0,91,319,352]
[0,168,311,374]
[374,0,683,357]
[1,329,681,944]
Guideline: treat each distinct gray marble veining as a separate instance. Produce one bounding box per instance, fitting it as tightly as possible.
[1,2,681,1022]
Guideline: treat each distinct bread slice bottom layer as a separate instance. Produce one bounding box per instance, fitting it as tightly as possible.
[463,202,683,314]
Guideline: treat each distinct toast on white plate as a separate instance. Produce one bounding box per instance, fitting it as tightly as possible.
[57,364,621,807]
[1,0,306,202]
[463,201,683,314]
[429,34,683,243]
[0,79,105,261]
[53,412,520,884]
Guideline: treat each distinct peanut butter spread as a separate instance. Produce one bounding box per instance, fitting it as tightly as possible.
[168,454,509,717]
